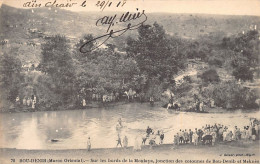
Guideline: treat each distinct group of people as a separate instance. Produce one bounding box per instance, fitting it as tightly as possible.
[80,93,120,107]
[116,134,129,148]
[87,118,259,151]
[15,95,37,109]
[173,118,260,148]
[101,93,120,103]
[116,126,165,151]
[115,118,130,149]
[143,127,165,146]
[80,90,138,107]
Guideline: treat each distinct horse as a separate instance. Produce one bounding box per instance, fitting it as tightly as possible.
[202,135,213,145]
[166,103,181,110]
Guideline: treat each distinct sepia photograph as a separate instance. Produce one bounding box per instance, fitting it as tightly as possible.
[0,0,259,163]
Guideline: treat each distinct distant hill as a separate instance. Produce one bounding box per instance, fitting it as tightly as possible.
[1,4,260,64]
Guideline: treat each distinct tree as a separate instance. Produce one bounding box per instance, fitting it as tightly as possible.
[126,22,186,98]
[232,66,253,81]
[73,35,140,98]
[200,69,220,84]
[126,22,179,81]
[210,81,258,109]
[94,50,139,93]
[223,30,259,69]
[74,34,97,60]
[39,35,76,104]
[0,52,23,104]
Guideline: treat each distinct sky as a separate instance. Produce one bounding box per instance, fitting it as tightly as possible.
[1,0,260,16]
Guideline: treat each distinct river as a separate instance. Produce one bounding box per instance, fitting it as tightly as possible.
[0,103,259,150]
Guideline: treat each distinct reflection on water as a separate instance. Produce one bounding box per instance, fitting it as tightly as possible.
[0,103,259,149]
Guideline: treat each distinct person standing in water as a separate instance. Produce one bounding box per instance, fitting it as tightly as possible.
[134,136,142,151]
[116,134,122,147]
[118,118,122,127]
[123,135,128,148]
[160,131,164,144]
[146,126,153,136]
[87,137,91,151]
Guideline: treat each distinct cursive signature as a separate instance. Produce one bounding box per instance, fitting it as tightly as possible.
[79,9,147,53]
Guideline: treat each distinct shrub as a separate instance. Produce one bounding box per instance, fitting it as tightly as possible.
[183,76,192,83]
[200,69,220,83]
[208,57,223,67]
[202,81,259,109]
[232,66,253,81]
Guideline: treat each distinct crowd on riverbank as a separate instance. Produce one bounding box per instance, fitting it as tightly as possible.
[172,118,260,148]
[102,117,260,151]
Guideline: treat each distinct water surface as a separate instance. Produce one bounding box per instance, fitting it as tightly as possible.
[0,103,259,149]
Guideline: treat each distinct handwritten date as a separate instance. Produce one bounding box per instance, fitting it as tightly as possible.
[95,0,127,11]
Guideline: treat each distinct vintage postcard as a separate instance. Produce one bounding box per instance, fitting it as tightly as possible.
[0,0,259,163]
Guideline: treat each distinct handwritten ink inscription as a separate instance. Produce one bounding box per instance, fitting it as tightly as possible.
[95,0,127,11]
[23,0,127,9]
[21,0,147,53]
[23,0,77,8]
[80,0,143,53]
[80,9,147,53]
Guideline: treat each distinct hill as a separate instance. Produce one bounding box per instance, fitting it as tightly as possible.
[1,4,260,65]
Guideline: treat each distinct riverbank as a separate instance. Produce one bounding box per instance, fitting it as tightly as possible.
[1,101,259,114]
[0,101,129,113]
[0,141,259,164]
